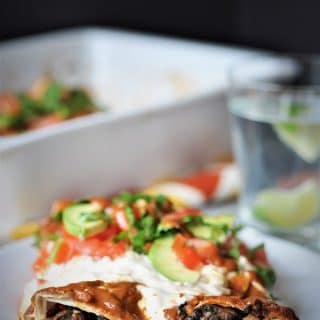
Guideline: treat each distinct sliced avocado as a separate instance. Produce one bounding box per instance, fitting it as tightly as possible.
[148,236,199,283]
[63,203,108,239]
[202,214,235,227]
[187,214,235,241]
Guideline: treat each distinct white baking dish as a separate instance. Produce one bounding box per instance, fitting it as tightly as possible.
[0,28,295,237]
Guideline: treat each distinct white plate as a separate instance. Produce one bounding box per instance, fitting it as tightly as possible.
[0,229,319,320]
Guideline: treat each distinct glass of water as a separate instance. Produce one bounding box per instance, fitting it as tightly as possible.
[228,55,320,248]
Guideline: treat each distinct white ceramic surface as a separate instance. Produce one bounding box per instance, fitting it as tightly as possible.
[0,228,319,319]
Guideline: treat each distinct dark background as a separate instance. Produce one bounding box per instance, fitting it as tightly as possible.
[0,0,319,53]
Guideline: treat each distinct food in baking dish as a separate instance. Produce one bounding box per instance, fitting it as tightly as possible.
[0,77,99,135]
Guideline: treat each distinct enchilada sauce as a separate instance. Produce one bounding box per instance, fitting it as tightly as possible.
[34,281,147,320]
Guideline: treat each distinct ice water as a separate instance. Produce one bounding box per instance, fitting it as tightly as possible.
[229,97,320,246]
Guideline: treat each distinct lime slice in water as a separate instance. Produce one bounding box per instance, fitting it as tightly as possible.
[253,179,319,228]
[274,123,320,163]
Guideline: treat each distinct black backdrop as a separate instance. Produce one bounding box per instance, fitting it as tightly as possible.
[0,0,319,53]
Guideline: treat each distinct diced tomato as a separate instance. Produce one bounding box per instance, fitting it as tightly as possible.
[33,254,48,273]
[222,258,237,272]
[144,242,152,253]
[172,234,202,270]
[39,218,63,236]
[50,199,72,216]
[187,238,220,265]
[251,247,268,266]
[239,243,249,257]
[33,252,48,273]
[54,240,75,264]
[0,93,21,115]
[132,204,144,219]
[92,224,120,240]
[72,238,126,259]
[32,241,54,273]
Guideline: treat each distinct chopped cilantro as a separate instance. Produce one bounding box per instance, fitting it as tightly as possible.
[113,192,153,204]
[155,225,178,237]
[75,199,90,204]
[131,231,147,253]
[113,231,129,243]
[156,194,168,207]
[52,211,63,222]
[130,215,157,253]
[229,242,241,259]
[125,206,135,225]
[255,265,276,288]
[32,231,41,248]
[181,215,204,225]
[42,81,65,112]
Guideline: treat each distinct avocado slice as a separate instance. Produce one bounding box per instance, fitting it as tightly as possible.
[187,214,234,241]
[202,214,235,227]
[148,236,200,283]
[63,203,108,238]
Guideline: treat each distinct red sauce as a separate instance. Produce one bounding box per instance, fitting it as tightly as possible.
[29,281,147,320]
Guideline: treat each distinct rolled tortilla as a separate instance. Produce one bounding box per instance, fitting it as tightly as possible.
[22,280,299,320]
[22,281,146,320]
[165,295,299,320]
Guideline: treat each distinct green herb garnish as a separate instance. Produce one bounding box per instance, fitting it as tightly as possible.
[113,192,153,204]
[255,265,276,288]
[125,207,135,226]
[229,241,241,259]
[181,215,204,225]
[156,194,168,207]
[131,215,157,253]
[113,231,129,243]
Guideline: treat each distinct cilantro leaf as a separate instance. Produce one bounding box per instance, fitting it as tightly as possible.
[131,215,157,253]
[156,194,168,208]
[229,242,240,259]
[255,265,276,288]
[113,231,129,243]
[125,206,135,226]
[113,192,152,204]
[181,215,204,225]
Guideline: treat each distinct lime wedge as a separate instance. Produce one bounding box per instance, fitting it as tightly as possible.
[253,179,319,228]
[274,123,320,163]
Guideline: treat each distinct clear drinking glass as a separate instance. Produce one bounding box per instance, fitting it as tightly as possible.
[228,55,320,248]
